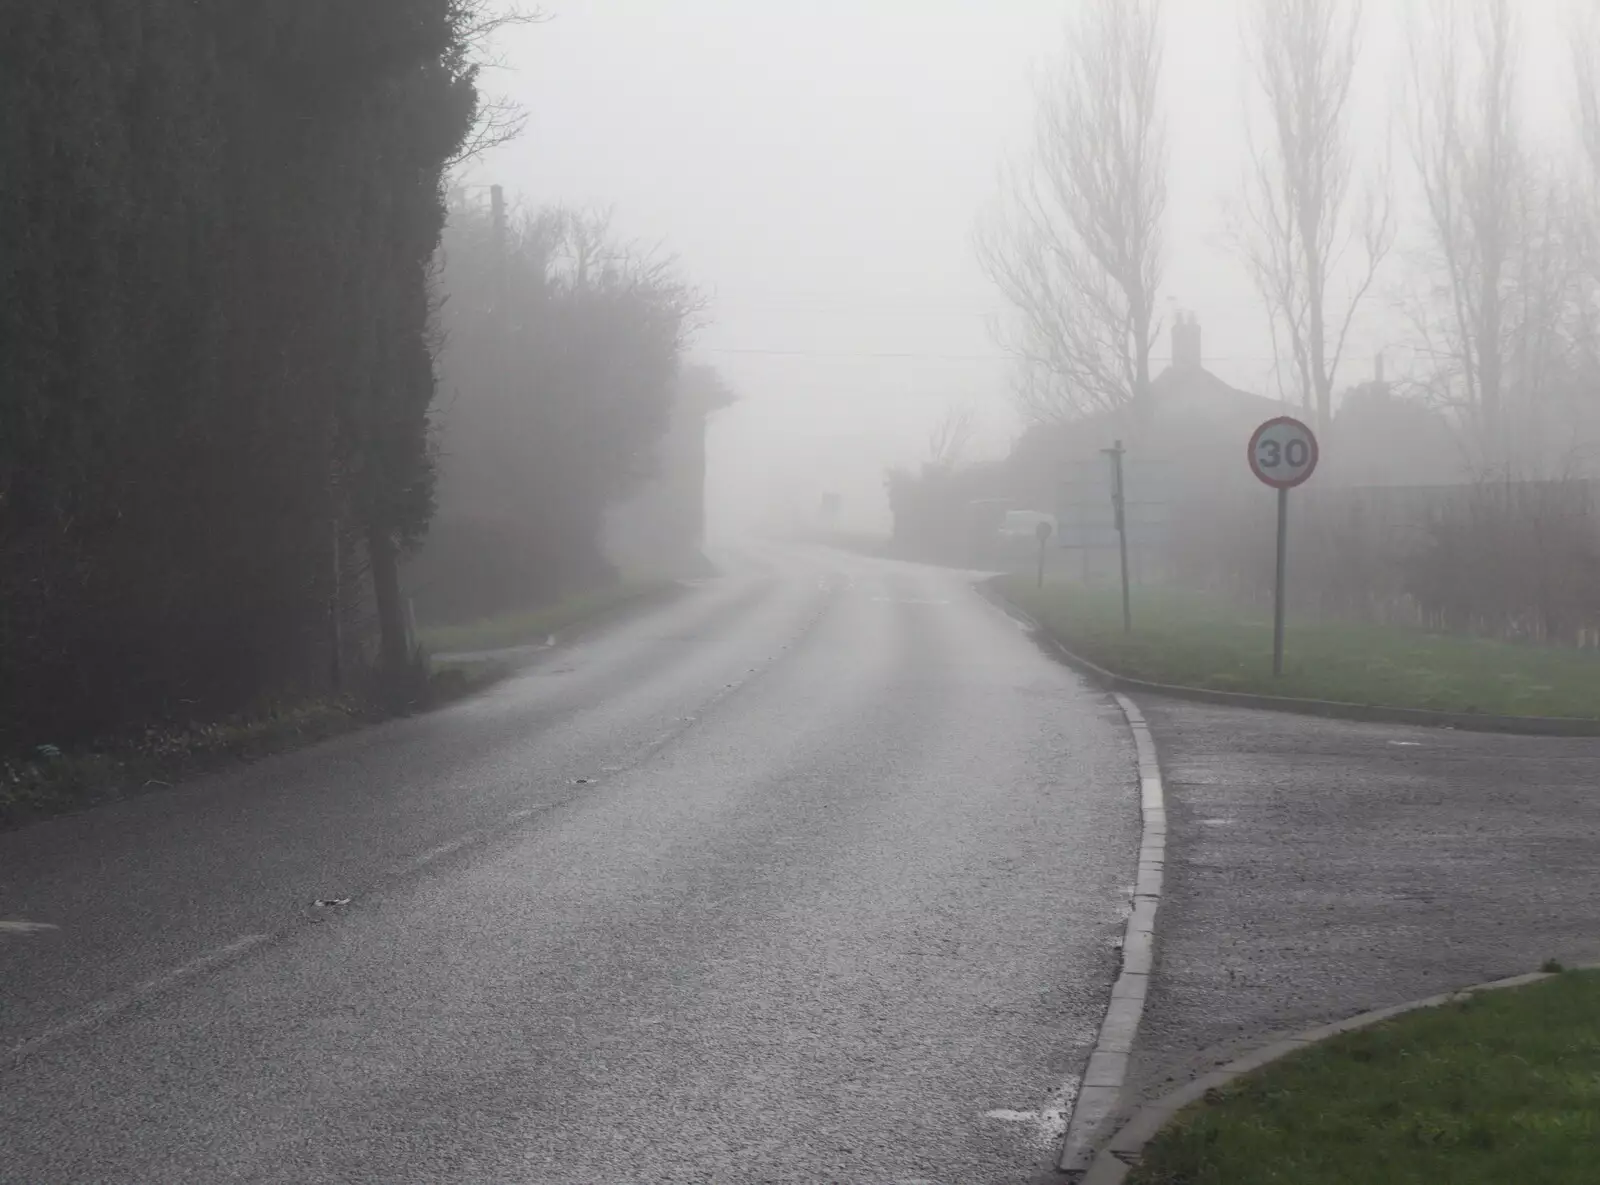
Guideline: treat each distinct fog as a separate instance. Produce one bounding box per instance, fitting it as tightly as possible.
[461,0,1587,539]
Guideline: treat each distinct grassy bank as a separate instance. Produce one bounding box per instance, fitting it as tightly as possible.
[3,582,673,830]
[0,658,509,831]
[419,580,672,655]
[997,577,1600,719]
[1130,969,1600,1185]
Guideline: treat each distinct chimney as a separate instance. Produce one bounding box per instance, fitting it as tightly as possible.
[1171,311,1202,371]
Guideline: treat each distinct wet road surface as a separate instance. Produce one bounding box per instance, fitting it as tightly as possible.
[1129,697,1600,1104]
[0,546,1138,1184]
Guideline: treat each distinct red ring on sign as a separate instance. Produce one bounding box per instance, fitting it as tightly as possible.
[1247,416,1320,489]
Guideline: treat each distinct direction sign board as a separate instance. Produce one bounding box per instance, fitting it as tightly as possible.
[1247,416,1319,489]
[1056,456,1170,550]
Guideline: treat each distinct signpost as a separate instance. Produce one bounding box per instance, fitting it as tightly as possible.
[1247,416,1320,676]
[1034,518,1054,589]
[1101,440,1132,634]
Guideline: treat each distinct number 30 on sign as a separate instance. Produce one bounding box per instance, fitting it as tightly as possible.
[1247,416,1319,489]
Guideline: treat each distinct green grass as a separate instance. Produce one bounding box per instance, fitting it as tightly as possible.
[997,576,1600,719]
[3,582,670,830]
[0,657,511,831]
[1129,970,1600,1185]
[418,581,671,655]
[0,698,370,829]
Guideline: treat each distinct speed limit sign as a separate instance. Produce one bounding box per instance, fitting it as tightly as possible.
[1248,416,1319,489]
[1249,415,1320,677]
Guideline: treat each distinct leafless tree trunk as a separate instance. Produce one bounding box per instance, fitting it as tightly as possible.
[1577,11,1600,185]
[1575,11,1600,298]
[1234,0,1393,431]
[926,404,976,472]
[976,0,1166,425]
[1508,171,1589,419]
[1407,0,1521,450]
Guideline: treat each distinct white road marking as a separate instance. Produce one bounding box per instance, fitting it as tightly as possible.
[404,834,480,869]
[0,921,59,937]
[983,1084,1075,1148]
[2,933,269,1069]
[984,1109,1036,1123]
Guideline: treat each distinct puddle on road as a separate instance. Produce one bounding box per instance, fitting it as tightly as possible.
[1198,817,1235,826]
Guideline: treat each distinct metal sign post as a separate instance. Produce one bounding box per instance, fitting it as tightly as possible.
[1247,416,1320,675]
[1100,440,1131,634]
[1035,519,1054,589]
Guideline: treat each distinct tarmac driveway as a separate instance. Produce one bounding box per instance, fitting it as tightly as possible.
[1128,698,1600,1103]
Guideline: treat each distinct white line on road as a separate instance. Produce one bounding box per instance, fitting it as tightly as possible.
[392,833,484,876]
[2,933,270,1070]
[0,921,60,937]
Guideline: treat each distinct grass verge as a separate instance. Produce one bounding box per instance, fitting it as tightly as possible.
[996,576,1600,719]
[5,582,673,830]
[419,580,673,655]
[1129,969,1600,1185]
[0,657,509,832]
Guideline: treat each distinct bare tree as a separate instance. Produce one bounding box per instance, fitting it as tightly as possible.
[448,2,550,165]
[1234,0,1393,431]
[1407,0,1522,445]
[926,404,977,472]
[1578,11,1600,185]
[976,0,1166,425]
[1575,10,1600,298]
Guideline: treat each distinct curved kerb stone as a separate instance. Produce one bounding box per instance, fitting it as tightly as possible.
[1053,690,1167,1173]
[1080,966,1591,1185]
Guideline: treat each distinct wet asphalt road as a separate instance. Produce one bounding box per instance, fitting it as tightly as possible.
[1129,697,1600,1104]
[0,545,1139,1184]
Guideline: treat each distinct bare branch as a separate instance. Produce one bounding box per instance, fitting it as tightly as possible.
[976,0,1166,426]
[1233,0,1389,431]
[926,404,977,471]
[1405,0,1522,450]
[1576,9,1600,185]
[446,2,550,167]
[1574,8,1600,288]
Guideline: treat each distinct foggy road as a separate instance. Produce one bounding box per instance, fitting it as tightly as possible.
[0,546,1139,1185]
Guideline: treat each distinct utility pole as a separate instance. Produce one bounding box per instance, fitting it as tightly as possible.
[490,184,509,407]
[329,514,343,692]
[1101,440,1132,634]
[1272,484,1289,676]
[490,183,507,259]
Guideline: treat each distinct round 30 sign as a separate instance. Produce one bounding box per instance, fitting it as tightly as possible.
[1247,416,1319,489]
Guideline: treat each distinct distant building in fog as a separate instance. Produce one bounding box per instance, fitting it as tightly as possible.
[603,364,736,580]
[1009,313,1285,510]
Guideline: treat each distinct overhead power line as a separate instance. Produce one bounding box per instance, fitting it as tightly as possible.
[701,347,1284,362]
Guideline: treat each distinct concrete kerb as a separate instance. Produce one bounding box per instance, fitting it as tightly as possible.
[1054,690,1168,1174]
[1081,965,1597,1185]
[978,577,1600,738]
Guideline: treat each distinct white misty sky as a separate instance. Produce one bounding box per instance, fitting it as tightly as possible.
[466,0,1580,534]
